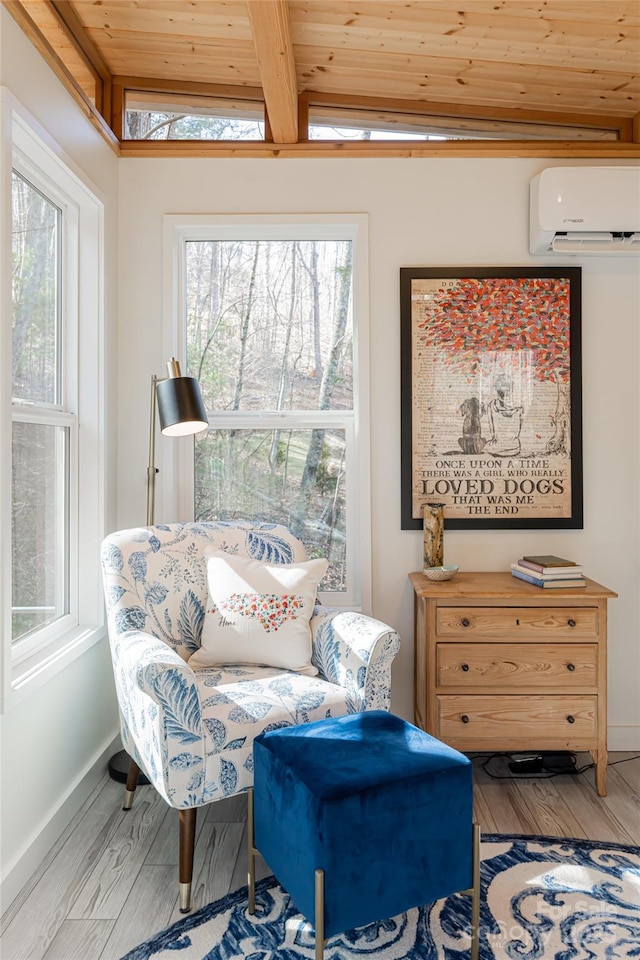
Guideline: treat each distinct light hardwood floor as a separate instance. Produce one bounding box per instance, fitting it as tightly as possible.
[2,753,639,960]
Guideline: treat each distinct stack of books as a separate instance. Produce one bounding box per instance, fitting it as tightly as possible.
[510,555,586,588]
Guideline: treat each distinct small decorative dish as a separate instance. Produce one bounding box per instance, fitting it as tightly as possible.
[423,564,459,581]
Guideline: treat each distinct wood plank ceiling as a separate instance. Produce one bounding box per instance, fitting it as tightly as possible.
[5,0,640,157]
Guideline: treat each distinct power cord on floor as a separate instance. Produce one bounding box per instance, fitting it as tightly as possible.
[469,752,640,781]
[608,754,640,766]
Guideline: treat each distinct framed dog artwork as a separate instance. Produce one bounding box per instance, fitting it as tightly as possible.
[400,266,583,530]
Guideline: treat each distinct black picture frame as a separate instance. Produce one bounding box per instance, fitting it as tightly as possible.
[400,266,583,530]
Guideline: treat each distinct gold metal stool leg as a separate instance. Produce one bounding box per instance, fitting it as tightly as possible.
[470,822,481,960]
[247,788,256,914]
[314,868,325,960]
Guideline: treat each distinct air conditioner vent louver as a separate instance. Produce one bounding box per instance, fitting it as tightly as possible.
[551,231,640,252]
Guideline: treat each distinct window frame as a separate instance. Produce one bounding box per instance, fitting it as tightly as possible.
[0,90,106,711]
[163,214,372,612]
[10,164,78,658]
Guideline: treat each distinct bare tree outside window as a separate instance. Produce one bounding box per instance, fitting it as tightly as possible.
[125,111,264,141]
[12,173,60,403]
[185,239,353,591]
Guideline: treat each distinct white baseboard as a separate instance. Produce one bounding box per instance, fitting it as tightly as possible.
[0,731,121,913]
[608,725,640,751]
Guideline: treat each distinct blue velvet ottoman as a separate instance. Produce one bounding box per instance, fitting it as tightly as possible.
[247,711,480,960]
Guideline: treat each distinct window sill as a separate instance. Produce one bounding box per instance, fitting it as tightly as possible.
[5,624,107,712]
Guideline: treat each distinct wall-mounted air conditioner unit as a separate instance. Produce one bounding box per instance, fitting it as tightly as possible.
[530,166,640,255]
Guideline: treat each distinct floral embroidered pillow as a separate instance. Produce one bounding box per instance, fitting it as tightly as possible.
[189,551,328,676]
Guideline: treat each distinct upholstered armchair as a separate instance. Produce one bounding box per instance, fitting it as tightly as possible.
[101,521,401,911]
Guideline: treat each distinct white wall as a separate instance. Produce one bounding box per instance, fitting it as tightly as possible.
[0,8,120,908]
[118,156,640,751]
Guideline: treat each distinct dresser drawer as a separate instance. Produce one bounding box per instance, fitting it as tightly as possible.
[437,643,598,690]
[437,694,597,740]
[436,606,598,640]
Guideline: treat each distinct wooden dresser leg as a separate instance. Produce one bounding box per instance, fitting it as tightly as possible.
[595,749,608,797]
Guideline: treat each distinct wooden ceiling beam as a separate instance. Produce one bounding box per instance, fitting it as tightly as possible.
[618,118,634,143]
[246,0,298,143]
[119,138,640,160]
[2,1,119,152]
[49,1,111,82]
[48,0,113,120]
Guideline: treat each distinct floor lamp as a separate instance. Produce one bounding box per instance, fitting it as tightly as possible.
[108,358,208,783]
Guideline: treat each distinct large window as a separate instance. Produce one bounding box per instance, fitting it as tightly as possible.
[171,218,370,609]
[1,97,106,706]
[11,172,71,644]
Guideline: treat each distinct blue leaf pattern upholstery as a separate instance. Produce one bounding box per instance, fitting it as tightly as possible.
[115,606,147,634]
[145,582,168,606]
[246,529,295,563]
[177,590,205,653]
[103,543,124,573]
[311,606,399,712]
[152,670,202,744]
[220,758,238,796]
[101,521,400,812]
[129,552,147,581]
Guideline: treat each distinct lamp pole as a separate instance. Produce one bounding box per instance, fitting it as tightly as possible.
[108,359,207,784]
[147,374,159,526]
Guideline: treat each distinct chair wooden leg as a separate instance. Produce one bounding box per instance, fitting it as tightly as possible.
[179,808,198,913]
[122,760,141,811]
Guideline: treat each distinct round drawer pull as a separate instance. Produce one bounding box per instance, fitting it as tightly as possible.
[567,663,576,672]
[461,663,470,672]
[567,715,575,724]
[461,714,470,724]
[568,619,576,627]
[461,618,470,627]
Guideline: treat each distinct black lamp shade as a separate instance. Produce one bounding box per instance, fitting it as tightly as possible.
[156,376,208,436]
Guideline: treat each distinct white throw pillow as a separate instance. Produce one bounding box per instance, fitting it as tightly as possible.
[189,551,328,676]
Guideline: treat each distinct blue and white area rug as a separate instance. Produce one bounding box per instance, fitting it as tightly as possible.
[121,834,640,959]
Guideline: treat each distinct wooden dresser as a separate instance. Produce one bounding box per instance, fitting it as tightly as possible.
[409,571,617,796]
